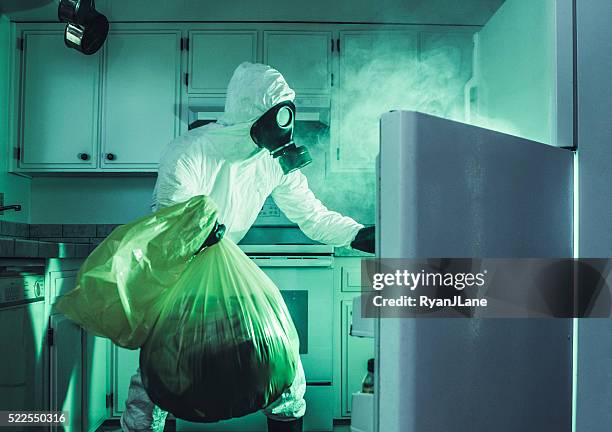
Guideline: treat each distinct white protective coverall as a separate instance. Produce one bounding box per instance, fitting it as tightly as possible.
[120,62,364,431]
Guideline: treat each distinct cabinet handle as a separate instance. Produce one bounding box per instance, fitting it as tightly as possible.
[78,153,90,161]
[106,153,116,161]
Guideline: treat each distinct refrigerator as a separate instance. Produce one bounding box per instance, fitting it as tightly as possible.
[376,111,574,432]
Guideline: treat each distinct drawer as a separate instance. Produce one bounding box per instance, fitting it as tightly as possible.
[342,265,368,292]
[48,270,78,312]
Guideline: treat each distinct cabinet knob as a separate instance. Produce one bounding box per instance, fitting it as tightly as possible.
[106,153,116,161]
[78,153,90,161]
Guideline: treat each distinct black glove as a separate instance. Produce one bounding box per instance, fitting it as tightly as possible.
[196,221,226,254]
[351,226,375,254]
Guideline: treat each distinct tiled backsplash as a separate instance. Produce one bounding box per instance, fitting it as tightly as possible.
[1,221,120,244]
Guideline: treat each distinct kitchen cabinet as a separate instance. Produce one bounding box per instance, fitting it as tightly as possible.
[340,300,374,416]
[48,269,78,301]
[48,260,109,432]
[112,345,139,416]
[419,31,474,118]
[331,28,474,172]
[264,31,332,95]
[19,31,100,170]
[188,30,258,94]
[49,313,83,432]
[83,333,109,432]
[13,23,477,174]
[101,30,182,169]
[332,31,418,171]
[332,258,374,419]
[15,25,181,172]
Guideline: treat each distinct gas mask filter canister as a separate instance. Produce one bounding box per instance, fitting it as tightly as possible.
[250,101,312,174]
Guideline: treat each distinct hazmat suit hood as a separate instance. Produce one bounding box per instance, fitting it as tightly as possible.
[197,62,296,162]
[218,62,296,126]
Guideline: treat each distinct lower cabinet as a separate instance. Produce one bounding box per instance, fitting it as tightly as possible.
[112,346,139,416]
[83,333,110,432]
[49,314,83,432]
[340,300,374,416]
[333,258,375,419]
[48,260,108,432]
[49,316,109,432]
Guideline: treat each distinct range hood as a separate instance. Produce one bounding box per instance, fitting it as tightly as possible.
[188,95,330,130]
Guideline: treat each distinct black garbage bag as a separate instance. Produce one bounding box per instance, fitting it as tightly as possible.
[139,238,300,422]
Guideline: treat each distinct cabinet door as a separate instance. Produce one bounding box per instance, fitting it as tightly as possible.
[341,299,374,416]
[50,314,82,432]
[264,31,331,94]
[20,31,99,169]
[113,345,139,415]
[333,31,417,171]
[83,333,108,432]
[419,31,474,117]
[49,270,78,307]
[101,30,181,169]
[188,30,258,94]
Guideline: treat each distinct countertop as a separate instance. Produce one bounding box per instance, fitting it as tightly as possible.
[333,246,375,257]
[0,237,373,259]
[0,237,94,259]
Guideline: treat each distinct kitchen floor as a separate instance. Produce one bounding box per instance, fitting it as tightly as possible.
[96,421,351,431]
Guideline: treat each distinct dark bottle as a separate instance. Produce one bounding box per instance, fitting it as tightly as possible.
[362,358,374,393]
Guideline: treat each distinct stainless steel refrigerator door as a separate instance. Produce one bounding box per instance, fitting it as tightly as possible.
[377,111,573,432]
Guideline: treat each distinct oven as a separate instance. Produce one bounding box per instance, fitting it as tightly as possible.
[240,244,334,384]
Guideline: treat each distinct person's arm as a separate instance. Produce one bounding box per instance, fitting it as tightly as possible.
[271,170,364,247]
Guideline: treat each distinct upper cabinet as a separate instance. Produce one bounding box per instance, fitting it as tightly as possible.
[331,28,474,172]
[188,30,258,94]
[264,31,332,95]
[333,31,418,171]
[11,23,477,174]
[101,30,181,169]
[19,31,100,170]
[14,25,182,173]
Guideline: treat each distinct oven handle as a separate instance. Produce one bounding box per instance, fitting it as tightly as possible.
[248,256,334,267]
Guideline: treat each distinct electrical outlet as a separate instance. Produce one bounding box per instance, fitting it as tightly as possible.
[0,193,4,215]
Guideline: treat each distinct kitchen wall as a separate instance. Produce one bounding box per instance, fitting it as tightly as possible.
[30,177,155,224]
[29,165,375,226]
[0,14,30,223]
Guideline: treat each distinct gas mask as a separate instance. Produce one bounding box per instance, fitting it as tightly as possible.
[58,0,109,55]
[250,101,312,174]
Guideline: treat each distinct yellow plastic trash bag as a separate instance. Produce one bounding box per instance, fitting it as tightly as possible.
[55,195,219,349]
[139,238,300,423]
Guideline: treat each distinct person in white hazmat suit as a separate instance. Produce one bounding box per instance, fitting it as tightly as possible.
[120,62,374,432]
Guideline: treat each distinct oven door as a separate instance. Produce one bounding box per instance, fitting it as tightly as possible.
[249,256,333,384]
